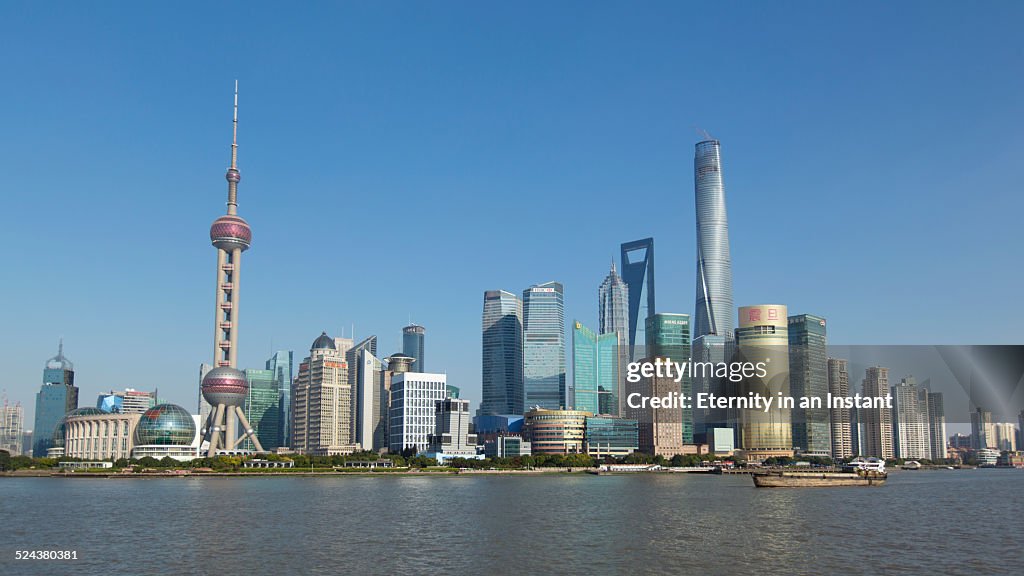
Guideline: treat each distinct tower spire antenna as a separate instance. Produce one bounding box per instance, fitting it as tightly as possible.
[232,79,238,170]
[225,80,241,214]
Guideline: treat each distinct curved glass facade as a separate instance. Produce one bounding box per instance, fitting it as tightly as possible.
[402,324,426,372]
[693,140,734,342]
[52,407,105,448]
[134,404,196,446]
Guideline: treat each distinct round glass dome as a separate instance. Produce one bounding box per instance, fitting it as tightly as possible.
[134,404,196,446]
[52,407,106,448]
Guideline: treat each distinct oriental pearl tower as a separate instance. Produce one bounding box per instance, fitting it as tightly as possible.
[200,81,264,455]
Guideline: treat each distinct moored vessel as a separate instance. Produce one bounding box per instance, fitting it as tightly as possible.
[752,458,887,487]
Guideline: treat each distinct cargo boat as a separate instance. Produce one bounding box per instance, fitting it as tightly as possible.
[752,457,887,487]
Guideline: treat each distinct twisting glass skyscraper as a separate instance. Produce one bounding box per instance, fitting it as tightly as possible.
[481,290,524,416]
[523,282,566,410]
[693,140,734,342]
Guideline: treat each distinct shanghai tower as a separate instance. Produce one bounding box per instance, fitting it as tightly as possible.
[693,139,734,341]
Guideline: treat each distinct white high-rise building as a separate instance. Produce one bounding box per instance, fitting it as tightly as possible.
[892,376,931,460]
[389,372,447,453]
[994,422,1018,452]
[1,403,25,456]
[861,367,893,460]
[354,347,386,451]
[827,358,853,459]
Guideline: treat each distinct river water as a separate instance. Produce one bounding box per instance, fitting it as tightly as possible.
[1,469,1021,575]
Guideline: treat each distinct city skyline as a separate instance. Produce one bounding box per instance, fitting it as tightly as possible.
[3,4,1024,422]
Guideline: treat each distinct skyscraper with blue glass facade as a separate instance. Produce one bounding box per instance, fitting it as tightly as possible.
[266,350,294,448]
[573,322,598,413]
[523,282,565,411]
[402,324,425,372]
[788,314,831,456]
[32,341,78,456]
[573,321,622,415]
[244,368,280,450]
[481,290,524,416]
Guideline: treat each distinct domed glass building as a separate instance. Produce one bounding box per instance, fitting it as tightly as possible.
[131,404,199,461]
[52,407,106,449]
[134,404,196,446]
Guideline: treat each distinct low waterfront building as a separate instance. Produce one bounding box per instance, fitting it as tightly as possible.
[50,407,106,458]
[63,411,142,461]
[243,459,294,468]
[473,414,524,444]
[584,416,638,457]
[131,404,199,462]
[707,427,735,455]
[483,435,531,458]
[524,408,591,454]
[58,461,113,469]
[975,448,999,467]
[339,459,395,469]
[997,451,1024,468]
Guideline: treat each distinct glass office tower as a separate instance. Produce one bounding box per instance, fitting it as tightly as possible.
[33,342,78,456]
[523,282,566,410]
[572,321,619,415]
[693,140,734,342]
[266,350,294,449]
[402,324,425,372]
[645,313,692,443]
[620,238,655,361]
[244,368,280,450]
[788,314,831,456]
[481,290,524,415]
[573,322,598,413]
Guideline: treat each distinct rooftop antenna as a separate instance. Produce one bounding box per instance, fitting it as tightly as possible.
[693,126,713,141]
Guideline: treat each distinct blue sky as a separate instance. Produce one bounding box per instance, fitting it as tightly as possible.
[1,2,1022,421]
